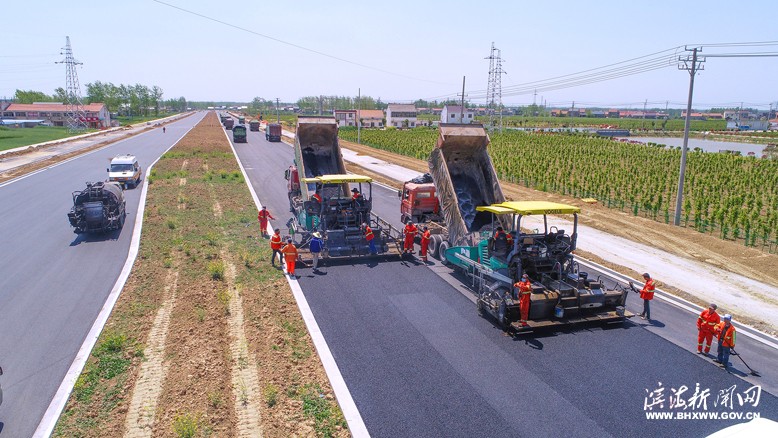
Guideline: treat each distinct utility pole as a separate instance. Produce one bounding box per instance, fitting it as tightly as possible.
[275,98,279,123]
[674,47,705,226]
[642,99,647,130]
[459,76,466,122]
[357,87,361,144]
[56,36,87,132]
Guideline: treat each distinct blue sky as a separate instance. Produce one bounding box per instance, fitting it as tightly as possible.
[2,0,777,110]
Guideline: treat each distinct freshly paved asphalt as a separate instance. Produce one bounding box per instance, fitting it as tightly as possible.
[0,112,203,437]
[235,128,777,437]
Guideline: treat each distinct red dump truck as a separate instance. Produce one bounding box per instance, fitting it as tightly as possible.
[265,123,281,142]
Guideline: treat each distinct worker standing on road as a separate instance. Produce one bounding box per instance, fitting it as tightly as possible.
[281,238,299,277]
[514,273,532,327]
[270,229,283,268]
[714,314,736,369]
[310,232,323,272]
[257,206,275,238]
[363,222,377,255]
[419,226,431,262]
[697,303,720,355]
[637,273,655,321]
[403,222,418,254]
[162,126,166,133]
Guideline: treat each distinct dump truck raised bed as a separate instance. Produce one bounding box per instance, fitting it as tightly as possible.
[400,123,509,259]
[265,123,282,142]
[284,117,400,258]
[249,120,260,131]
[443,201,632,333]
[232,124,247,143]
[67,181,127,234]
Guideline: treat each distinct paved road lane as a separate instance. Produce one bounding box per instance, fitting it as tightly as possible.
[234,130,777,437]
[0,112,204,437]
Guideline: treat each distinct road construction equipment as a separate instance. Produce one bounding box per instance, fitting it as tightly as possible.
[67,181,127,234]
[399,124,509,260]
[443,201,632,332]
[285,117,400,258]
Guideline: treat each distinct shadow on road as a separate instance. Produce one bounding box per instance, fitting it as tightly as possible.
[69,229,122,246]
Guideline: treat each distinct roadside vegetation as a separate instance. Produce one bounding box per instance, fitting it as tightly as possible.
[0,125,95,151]
[339,127,778,252]
[54,112,347,437]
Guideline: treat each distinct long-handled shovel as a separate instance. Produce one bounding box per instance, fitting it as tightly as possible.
[731,349,761,377]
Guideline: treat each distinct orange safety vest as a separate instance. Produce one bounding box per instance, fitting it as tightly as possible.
[715,322,736,348]
[352,192,361,200]
[404,224,418,236]
[640,278,656,300]
[514,280,532,295]
[364,226,374,241]
[420,230,431,244]
[697,309,720,333]
[281,243,298,259]
[258,209,273,221]
[270,234,283,250]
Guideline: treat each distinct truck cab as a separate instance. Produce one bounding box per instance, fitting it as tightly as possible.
[400,181,441,224]
[107,154,142,189]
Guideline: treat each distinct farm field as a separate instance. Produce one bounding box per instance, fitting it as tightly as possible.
[0,126,95,151]
[339,127,778,253]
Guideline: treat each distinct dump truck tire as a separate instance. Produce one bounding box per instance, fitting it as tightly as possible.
[430,235,443,259]
[438,240,450,265]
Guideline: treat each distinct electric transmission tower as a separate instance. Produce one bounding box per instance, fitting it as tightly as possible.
[57,36,87,132]
[485,42,506,132]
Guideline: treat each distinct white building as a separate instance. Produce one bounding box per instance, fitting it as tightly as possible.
[441,105,475,124]
[386,104,417,128]
[333,109,357,127]
[357,109,384,128]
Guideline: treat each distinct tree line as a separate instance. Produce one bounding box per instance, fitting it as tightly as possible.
[13,83,188,116]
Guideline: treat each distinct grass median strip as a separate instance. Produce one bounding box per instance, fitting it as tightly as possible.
[54,112,348,437]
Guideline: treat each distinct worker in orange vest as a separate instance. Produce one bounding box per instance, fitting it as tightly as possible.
[363,222,377,255]
[269,229,283,268]
[514,273,532,327]
[697,303,720,355]
[419,226,431,262]
[257,206,275,238]
[637,273,655,322]
[281,238,298,277]
[403,221,418,254]
[714,314,736,369]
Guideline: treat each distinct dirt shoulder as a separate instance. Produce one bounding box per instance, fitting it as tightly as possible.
[55,113,347,437]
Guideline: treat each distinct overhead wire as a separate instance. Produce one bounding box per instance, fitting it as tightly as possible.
[152,0,453,86]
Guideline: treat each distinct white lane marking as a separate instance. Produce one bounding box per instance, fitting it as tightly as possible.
[228,129,370,437]
[577,257,778,350]
[0,114,192,189]
[33,121,199,438]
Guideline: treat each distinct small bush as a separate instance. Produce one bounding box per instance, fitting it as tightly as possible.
[208,260,225,280]
[172,413,200,438]
[264,384,278,407]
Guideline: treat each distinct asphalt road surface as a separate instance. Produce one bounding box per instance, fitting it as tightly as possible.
[0,112,203,437]
[234,128,777,437]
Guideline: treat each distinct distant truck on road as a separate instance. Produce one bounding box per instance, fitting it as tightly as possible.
[232,124,247,143]
[224,118,235,130]
[249,120,260,131]
[265,123,281,142]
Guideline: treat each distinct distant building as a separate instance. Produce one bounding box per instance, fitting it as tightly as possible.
[607,109,620,118]
[2,102,110,128]
[386,104,417,128]
[333,109,357,127]
[440,105,475,124]
[590,110,606,118]
[357,109,384,128]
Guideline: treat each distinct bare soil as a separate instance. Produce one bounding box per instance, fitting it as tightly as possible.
[55,113,347,437]
[339,138,778,290]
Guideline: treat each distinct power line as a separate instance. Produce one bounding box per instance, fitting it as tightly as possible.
[152,0,452,86]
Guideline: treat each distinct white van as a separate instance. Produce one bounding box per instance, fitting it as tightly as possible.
[108,154,142,189]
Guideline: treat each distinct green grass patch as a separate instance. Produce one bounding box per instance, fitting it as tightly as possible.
[299,384,347,436]
[0,125,96,151]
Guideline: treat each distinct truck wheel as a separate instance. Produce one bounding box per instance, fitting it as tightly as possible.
[476,297,485,316]
[430,235,442,259]
[438,240,450,265]
[118,212,126,229]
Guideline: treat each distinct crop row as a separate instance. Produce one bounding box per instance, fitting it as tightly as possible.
[339,127,778,250]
